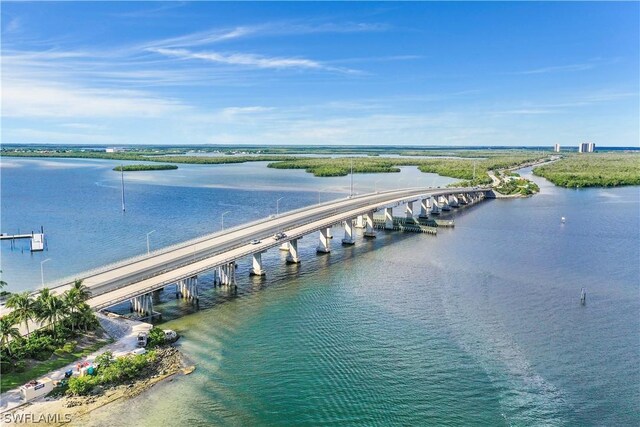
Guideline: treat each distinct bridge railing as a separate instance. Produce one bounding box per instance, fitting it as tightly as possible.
[43,188,403,292]
[47,187,483,294]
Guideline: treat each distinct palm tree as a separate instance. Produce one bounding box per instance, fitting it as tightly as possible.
[75,303,97,332]
[5,291,35,336]
[0,316,21,356]
[37,294,66,336]
[35,288,52,314]
[70,279,91,302]
[63,281,90,332]
[63,290,80,331]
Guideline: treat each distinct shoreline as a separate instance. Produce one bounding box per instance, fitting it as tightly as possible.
[0,314,157,418]
[2,347,192,426]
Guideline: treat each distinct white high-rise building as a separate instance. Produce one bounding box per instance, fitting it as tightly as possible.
[578,142,595,153]
[554,144,561,152]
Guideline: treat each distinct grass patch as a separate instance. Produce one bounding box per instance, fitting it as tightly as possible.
[0,339,112,391]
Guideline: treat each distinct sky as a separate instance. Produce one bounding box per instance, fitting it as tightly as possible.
[1,1,638,147]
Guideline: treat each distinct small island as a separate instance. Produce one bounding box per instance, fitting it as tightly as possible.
[113,164,178,172]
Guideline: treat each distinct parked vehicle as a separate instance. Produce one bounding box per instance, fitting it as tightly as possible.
[137,332,148,347]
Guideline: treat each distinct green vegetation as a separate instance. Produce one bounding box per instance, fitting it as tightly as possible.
[0,280,103,390]
[533,153,640,187]
[113,164,178,172]
[67,350,156,396]
[495,177,540,196]
[1,339,110,391]
[267,152,551,184]
[2,149,297,165]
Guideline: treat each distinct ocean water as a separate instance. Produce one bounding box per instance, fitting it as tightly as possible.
[1,158,638,425]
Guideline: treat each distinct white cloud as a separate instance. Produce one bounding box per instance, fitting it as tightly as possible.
[516,63,594,75]
[149,48,358,74]
[2,79,189,118]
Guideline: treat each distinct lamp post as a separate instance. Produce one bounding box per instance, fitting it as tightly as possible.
[146,230,156,254]
[350,158,354,197]
[221,211,231,230]
[276,197,284,215]
[374,179,382,193]
[40,258,51,288]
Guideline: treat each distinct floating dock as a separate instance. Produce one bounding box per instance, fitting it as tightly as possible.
[0,227,46,251]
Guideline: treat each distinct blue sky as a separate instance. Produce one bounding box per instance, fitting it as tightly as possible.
[2,2,638,147]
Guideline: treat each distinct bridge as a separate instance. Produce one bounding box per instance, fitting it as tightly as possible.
[11,187,490,320]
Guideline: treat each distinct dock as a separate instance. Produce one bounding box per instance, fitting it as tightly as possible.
[0,228,46,251]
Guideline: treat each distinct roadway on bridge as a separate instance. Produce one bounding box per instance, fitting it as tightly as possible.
[2,187,484,319]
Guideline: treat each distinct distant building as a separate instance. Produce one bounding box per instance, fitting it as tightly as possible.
[578,142,596,153]
[578,142,595,153]
[554,144,561,152]
[105,147,125,153]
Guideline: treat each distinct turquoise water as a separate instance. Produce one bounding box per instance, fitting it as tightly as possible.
[1,158,638,425]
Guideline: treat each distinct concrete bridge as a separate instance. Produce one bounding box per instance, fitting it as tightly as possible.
[21,187,489,318]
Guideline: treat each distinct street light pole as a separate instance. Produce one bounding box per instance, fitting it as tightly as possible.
[146,230,156,254]
[40,258,51,288]
[276,197,284,215]
[221,211,231,230]
[374,179,381,193]
[350,159,354,197]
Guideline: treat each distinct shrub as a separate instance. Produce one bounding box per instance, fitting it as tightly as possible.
[95,351,114,368]
[147,328,166,348]
[14,360,26,373]
[0,359,13,374]
[68,375,96,395]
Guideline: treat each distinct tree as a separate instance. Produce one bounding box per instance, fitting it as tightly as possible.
[63,281,91,332]
[37,294,66,336]
[0,316,21,355]
[0,270,7,290]
[34,288,52,318]
[70,279,91,302]
[75,303,98,332]
[5,292,35,336]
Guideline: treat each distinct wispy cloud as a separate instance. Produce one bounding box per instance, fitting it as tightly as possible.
[143,21,389,50]
[2,78,188,118]
[517,63,595,74]
[149,47,360,74]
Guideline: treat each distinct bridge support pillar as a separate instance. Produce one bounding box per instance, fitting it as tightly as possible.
[355,215,365,229]
[405,201,414,219]
[251,252,266,276]
[286,239,301,264]
[450,195,460,208]
[384,207,394,230]
[439,195,451,211]
[342,219,355,245]
[279,242,290,251]
[219,262,236,286]
[130,293,153,317]
[419,198,429,218]
[317,228,331,254]
[364,211,376,238]
[326,226,333,239]
[431,197,440,215]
